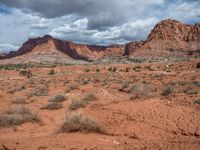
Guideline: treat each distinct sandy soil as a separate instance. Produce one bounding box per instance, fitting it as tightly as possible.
[0,59,200,150]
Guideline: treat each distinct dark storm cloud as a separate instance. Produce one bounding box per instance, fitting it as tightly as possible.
[0,0,200,51]
[0,0,165,29]
[12,0,98,17]
[1,0,199,30]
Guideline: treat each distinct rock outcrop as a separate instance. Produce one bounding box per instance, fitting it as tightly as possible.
[0,35,125,61]
[146,19,200,50]
[123,41,145,55]
[125,19,200,56]
[1,19,200,61]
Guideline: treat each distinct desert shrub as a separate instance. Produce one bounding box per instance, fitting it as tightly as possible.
[0,105,40,127]
[49,94,66,102]
[161,85,174,96]
[119,82,129,91]
[68,100,87,111]
[191,81,200,86]
[127,58,144,63]
[19,70,33,78]
[184,89,198,95]
[82,80,89,85]
[96,69,100,73]
[48,69,56,75]
[0,64,34,70]
[108,67,117,72]
[67,84,79,91]
[108,67,112,72]
[145,66,156,71]
[83,94,97,102]
[8,85,25,94]
[125,68,130,72]
[11,97,27,104]
[132,66,142,71]
[41,102,62,110]
[128,83,154,99]
[85,68,90,72]
[60,113,104,133]
[196,62,200,69]
[68,94,97,111]
[194,100,200,105]
[30,87,49,97]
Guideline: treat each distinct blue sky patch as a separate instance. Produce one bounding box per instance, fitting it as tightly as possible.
[0,5,11,14]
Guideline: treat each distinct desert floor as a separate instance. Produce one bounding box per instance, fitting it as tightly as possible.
[0,59,200,150]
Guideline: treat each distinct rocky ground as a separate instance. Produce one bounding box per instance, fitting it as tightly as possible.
[0,58,200,150]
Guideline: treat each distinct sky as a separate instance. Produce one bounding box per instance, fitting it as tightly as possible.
[0,0,200,52]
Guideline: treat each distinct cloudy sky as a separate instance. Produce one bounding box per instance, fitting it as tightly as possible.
[0,0,200,52]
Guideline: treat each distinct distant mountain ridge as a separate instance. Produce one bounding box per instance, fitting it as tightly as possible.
[0,19,200,62]
[0,35,125,61]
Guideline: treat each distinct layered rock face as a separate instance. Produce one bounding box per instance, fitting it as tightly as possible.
[125,19,200,56]
[123,41,145,55]
[146,19,200,50]
[1,19,200,61]
[0,35,125,61]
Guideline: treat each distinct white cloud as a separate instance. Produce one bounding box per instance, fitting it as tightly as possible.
[50,17,158,45]
[168,1,200,21]
[50,18,89,35]
[0,44,19,52]
[0,0,199,51]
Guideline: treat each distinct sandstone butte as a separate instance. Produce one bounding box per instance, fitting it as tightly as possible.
[0,19,200,61]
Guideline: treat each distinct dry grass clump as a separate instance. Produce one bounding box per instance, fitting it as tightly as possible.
[30,87,49,97]
[83,94,97,103]
[184,88,198,95]
[0,105,40,127]
[129,82,155,99]
[85,68,90,72]
[8,85,25,94]
[119,82,129,91]
[68,99,86,111]
[68,94,97,111]
[174,81,199,95]
[65,84,79,92]
[60,113,104,133]
[41,102,63,110]
[49,94,66,102]
[19,70,33,78]
[11,97,27,104]
[194,100,200,105]
[108,66,117,72]
[161,84,174,96]
[48,69,56,75]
